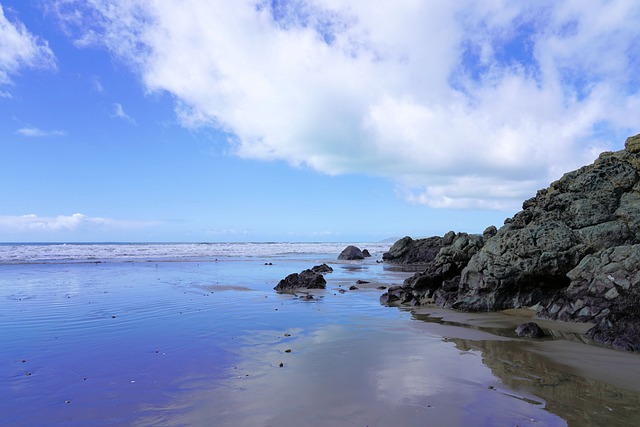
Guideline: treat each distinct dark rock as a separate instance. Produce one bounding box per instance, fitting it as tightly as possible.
[380,285,421,306]
[274,269,326,292]
[586,297,640,351]
[382,235,445,264]
[349,285,358,290]
[395,232,485,306]
[451,148,640,312]
[625,133,640,154]
[338,245,365,260]
[311,263,333,273]
[362,249,371,257]
[379,134,640,351]
[483,225,497,240]
[515,322,545,338]
[356,279,369,284]
[539,244,640,351]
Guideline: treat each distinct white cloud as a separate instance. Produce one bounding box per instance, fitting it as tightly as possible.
[51,0,640,209]
[16,126,66,137]
[91,75,105,94]
[112,102,136,124]
[0,5,56,86]
[0,213,159,233]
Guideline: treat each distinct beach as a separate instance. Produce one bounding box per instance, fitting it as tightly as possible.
[1,243,640,426]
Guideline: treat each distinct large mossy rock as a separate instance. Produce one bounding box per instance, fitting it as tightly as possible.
[381,134,640,351]
[448,148,640,311]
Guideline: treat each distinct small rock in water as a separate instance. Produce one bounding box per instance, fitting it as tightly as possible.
[515,322,545,338]
[349,286,358,291]
[337,245,365,260]
[274,269,326,292]
[311,263,333,273]
[279,362,284,368]
[356,279,369,284]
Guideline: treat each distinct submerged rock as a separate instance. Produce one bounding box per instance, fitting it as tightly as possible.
[274,269,326,292]
[338,245,365,260]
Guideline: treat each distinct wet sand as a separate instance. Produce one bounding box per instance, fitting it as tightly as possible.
[407,305,640,393]
[2,258,640,426]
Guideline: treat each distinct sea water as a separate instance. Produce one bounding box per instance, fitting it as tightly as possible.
[1,243,638,426]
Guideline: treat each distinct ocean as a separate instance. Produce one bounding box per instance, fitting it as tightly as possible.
[1,243,639,426]
[0,242,392,264]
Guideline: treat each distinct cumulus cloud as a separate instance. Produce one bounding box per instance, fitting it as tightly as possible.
[0,213,158,233]
[50,0,640,209]
[16,126,66,137]
[0,5,56,86]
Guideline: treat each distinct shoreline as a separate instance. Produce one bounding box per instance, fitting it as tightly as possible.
[3,253,640,425]
[391,304,640,394]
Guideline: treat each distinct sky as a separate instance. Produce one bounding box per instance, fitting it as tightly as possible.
[0,0,639,243]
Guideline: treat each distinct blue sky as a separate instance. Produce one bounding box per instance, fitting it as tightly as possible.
[1,0,639,242]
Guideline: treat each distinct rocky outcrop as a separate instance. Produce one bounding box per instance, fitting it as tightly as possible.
[338,245,365,260]
[382,235,446,264]
[538,244,640,351]
[311,263,333,273]
[448,146,640,312]
[381,231,486,305]
[381,134,640,352]
[625,133,640,154]
[274,269,326,292]
[362,249,371,257]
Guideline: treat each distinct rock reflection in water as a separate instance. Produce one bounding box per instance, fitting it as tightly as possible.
[406,307,640,425]
[447,335,640,426]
